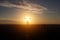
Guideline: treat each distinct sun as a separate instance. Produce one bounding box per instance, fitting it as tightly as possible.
[24,16,31,24]
[19,13,35,24]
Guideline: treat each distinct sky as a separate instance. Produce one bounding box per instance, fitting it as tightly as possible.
[0,0,60,24]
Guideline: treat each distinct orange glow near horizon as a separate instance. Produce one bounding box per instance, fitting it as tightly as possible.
[17,10,38,24]
[17,10,37,24]
[18,14,35,24]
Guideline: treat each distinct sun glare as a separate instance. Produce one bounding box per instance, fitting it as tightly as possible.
[24,16,31,24]
[19,13,35,24]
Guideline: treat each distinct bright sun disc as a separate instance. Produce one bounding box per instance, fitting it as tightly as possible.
[24,16,31,24]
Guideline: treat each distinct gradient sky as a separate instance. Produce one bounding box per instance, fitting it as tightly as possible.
[0,0,60,24]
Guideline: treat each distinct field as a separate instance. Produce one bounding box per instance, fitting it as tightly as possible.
[0,24,60,40]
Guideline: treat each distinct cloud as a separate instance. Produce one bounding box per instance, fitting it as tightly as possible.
[0,0,47,14]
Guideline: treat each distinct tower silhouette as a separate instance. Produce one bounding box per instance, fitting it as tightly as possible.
[27,20,29,24]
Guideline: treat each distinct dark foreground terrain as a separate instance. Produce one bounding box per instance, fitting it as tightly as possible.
[0,24,60,40]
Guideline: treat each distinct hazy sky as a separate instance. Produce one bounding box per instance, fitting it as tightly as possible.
[0,0,60,24]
